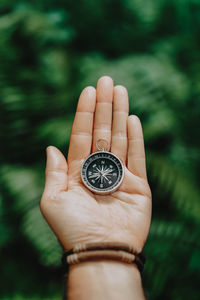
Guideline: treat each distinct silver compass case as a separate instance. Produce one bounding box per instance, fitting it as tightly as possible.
[81,150,124,195]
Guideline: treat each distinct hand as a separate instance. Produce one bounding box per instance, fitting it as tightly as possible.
[40,76,152,252]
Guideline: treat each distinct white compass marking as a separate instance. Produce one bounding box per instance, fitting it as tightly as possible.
[102,170,114,179]
[102,175,109,181]
[88,162,117,187]
[96,166,102,173]
[88,173,100,179]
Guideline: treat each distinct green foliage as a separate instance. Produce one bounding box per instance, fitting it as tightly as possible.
[0,0,200,299]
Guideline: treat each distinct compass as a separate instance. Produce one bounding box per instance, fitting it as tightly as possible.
[81,139,124,195]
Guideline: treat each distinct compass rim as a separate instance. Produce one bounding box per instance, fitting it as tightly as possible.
[81,151,124,195]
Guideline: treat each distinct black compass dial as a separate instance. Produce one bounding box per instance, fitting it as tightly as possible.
[81,151,124,194]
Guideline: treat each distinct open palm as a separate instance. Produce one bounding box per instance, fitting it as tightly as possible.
[40,76,152,252]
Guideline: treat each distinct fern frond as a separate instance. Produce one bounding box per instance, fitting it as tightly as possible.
[148,152,200,222]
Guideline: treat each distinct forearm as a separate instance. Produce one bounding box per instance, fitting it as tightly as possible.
[67,261,146,300]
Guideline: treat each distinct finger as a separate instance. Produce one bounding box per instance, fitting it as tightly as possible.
[42,146,68,197]
[68,86,96,163]
[127,115,147,179]
[92,76,113,152]
[111,85,129,164]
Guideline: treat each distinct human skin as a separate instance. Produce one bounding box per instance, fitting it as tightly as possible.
[40,76,152,299]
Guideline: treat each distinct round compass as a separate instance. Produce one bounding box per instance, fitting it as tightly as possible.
[81,140,124,195]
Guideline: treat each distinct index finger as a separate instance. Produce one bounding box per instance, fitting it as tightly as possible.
[67,86,96,164]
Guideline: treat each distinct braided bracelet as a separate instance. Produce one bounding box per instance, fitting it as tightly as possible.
[62,242,145,272]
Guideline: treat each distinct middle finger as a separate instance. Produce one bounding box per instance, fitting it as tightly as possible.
[92,76,114,152]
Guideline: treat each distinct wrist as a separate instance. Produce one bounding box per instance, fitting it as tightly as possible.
[67,260,145,300]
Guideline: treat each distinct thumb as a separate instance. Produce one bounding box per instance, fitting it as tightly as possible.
[43,146,68,195]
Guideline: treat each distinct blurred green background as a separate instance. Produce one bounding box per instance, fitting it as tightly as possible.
[0,0,200,299]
